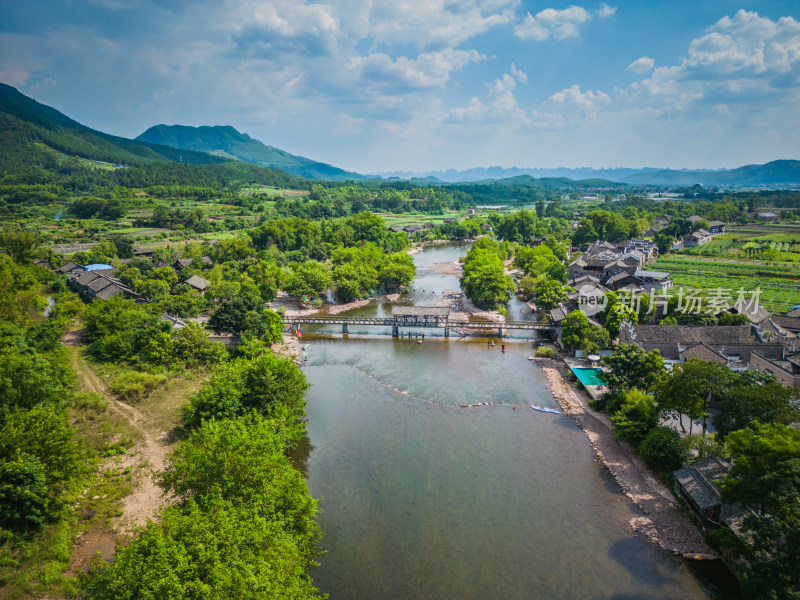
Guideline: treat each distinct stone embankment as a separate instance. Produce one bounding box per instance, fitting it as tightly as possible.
[536,357,717,560]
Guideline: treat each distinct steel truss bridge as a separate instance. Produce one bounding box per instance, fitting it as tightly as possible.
[283,314,555,338]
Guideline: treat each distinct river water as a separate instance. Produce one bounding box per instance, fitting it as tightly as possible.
[296,243,738,600]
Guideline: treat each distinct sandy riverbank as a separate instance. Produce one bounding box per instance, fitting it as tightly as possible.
[534,356,717,560]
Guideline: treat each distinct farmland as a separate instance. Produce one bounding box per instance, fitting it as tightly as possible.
[652,254,800,312]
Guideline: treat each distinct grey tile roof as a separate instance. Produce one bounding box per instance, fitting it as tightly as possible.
[628,325,756,345]
[184,275,210,290]
[674,456,731,510]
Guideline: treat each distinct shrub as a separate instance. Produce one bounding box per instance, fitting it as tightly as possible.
[534,345,554,358]
[109,371,166,402]
[0,453,49,533]
[639,426,686,479]
[610,388,658,448]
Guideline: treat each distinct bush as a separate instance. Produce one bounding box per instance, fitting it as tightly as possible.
[0,453,49,533]
[109,371,166,402]
[610,388,658,448]
[534,346,554,358]
[639,426,686,479]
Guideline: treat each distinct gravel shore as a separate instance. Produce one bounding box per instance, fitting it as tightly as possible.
[536,357,717,560]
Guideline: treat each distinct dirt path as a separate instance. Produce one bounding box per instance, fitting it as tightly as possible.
[66,330,173,537]
[537,358,716,559]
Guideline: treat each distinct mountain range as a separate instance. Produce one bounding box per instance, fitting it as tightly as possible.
[1,82,798,188]
[379,162,800,187]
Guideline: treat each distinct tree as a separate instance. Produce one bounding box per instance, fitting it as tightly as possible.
[158,415,319,542]
[653,359,732,435]
[534,280,567,311]
[285,262,332,299]
[0,230,39,264]
[460,248,514,308]
[561,310,588,350]
[610,388,658,447]
[580,325,610,355]
[714,382,799,439]
[184,353,309,447]
[639,426,686,478]
[0,453,49,533]
[80,495,322,600]
[720,424,800,600]
[208,293,265,336]
[378,252,415,292]
[601,344,665,393]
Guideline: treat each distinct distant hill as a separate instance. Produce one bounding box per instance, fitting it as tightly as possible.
[381,161,800,187]
[621,160,800,187]
[0,83,229,167]
[136,124,368,181]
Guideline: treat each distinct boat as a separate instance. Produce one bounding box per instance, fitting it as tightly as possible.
[531,405,560,414]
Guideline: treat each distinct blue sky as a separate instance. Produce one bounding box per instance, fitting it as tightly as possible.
[1,1,798,173]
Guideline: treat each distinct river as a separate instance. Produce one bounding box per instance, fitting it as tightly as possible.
[295,243,738,600]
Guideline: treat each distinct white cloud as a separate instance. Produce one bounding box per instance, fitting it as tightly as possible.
[625,10,800,111]
[450,65,529,124]
[511,62,528,83]
[626,56,654,74]
[363,0,516,50]
[350,49,484,90]
[545,84,610,115]
[229,1,342,58]
[596,3,617,19]
[514,6,591,41]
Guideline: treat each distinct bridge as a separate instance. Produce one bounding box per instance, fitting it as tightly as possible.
[284,306,555,338]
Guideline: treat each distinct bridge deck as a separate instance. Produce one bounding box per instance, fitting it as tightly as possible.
[285,315,554,330]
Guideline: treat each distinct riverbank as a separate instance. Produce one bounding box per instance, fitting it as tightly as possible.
[534,356,717,560]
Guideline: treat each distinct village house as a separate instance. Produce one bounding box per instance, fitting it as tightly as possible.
[182,274,210,294]
[708,220,726,235]
[567,239,664,288]
[673,456,749,529]
[619,322,784,368]
[757,212,779,222]
[62,263,142,302]
[682,229,712,247]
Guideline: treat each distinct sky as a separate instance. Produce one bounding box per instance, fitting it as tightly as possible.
[1,1,799,174]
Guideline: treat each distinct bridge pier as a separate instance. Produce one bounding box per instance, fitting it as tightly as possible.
[498,327,503,337]
[342,323,348,334]
[392,325,399,337]
[444,327,449,338]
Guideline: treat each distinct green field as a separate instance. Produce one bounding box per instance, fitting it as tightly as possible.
[653,255,800,313]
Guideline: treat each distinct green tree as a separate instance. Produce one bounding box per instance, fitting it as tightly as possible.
[720,423,800,600]
[561,310,588,350]
[601,344,665,394]
[378,253,416,292]
[184,353,309,447]
[653,359,732,435]
[610,388,658,447]
[580,325,610,355]
[80,495,322,600]
[285,262,332,299]
[714,382,798,438]
[639,426,686,478]
[534,280,567,311]
[158,415,320,543]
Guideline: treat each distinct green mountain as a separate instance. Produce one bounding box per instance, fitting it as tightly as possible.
[136,124,368,181]
[0,83,310,191]
[0,83,232,168]
[621,160,800,187]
